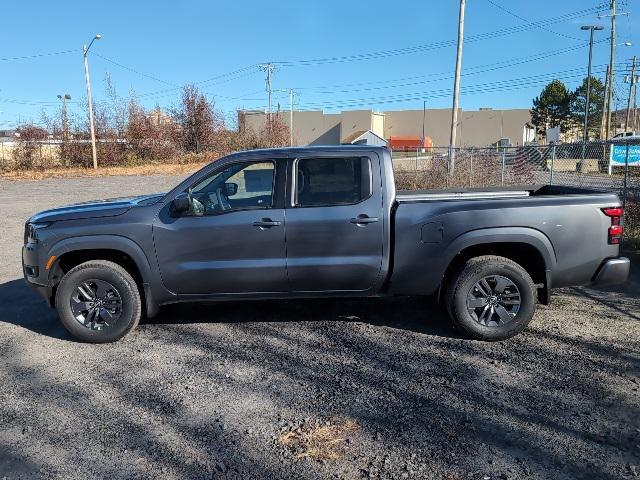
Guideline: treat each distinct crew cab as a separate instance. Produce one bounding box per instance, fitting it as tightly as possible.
[22,146,630,343]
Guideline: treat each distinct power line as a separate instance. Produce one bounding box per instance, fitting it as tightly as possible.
[93,53,180,87]
[0,48,79,62]
[295,44,610,97]
[483,0,585,41]
[272,6,602,67]
[0,97,60,107]
[134,65,258,99]
[295,67,608,110]
[291,42,601,93]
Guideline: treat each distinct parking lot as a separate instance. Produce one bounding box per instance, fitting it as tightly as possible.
[0,174,639,480]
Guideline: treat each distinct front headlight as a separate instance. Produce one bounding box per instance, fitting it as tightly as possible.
[25,222,51,244]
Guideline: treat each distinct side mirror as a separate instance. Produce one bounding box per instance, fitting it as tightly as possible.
[224,182,238,197]
[172,192,191,215]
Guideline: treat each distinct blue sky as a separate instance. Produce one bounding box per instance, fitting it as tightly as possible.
[0,0,637,129]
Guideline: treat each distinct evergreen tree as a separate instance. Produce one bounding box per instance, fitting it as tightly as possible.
[530,80,571,136]
[570,76,605,140]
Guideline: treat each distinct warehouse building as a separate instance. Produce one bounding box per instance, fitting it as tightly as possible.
[238,107,535,148]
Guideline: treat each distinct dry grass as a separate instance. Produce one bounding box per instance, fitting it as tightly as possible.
[277,418,360,461]
[0,161,209,181]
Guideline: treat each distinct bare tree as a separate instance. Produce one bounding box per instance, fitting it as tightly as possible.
[126,97,178,161]
[104,73,128,137]
[232,110,290,150]
[172,85,224,153]
[13,124,49,170]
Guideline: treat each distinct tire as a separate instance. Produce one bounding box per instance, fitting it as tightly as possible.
[55,260,141,343]
[445,255,536,341]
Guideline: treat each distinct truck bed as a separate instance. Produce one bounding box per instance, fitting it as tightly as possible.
[390,184,622,297]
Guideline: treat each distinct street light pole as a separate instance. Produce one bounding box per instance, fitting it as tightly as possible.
[57,94,71,140]
[289,89,295,146]
[83,34,101,169]
[581,26,604,144]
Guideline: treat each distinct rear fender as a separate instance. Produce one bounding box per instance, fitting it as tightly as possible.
[436,227,557,301]
[442,227,557,272]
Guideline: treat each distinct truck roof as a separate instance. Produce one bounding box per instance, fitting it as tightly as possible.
[226,144,389,158]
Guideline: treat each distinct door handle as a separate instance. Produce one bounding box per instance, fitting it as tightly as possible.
[253,218,281,228]
[350,215,379,225]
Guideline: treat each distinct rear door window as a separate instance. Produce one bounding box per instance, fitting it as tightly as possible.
[294,157,371,207]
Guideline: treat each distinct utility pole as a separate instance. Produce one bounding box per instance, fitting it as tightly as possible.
[259,63,276,131]
[289,89,296,146]
[449,0,466,175]
[624,56,638,132]
[598,1,629,138]
[605,0,616,139]
[634,75,639,131]
[601,65,610,139]
[581,26,604,145]
[83,34,101,169]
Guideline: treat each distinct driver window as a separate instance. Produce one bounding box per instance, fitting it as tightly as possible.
[188,161,275,215]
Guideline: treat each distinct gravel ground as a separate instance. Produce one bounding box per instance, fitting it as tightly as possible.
[0,174,639,480]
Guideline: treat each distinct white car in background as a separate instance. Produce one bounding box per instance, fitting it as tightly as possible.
[612,131,640,141]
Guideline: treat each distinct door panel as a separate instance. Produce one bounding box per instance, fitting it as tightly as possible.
[285,155,384,292]
[152,159,288,295]
[153,210,287,294]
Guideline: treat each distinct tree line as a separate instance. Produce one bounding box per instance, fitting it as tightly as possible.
[530,76,605,140]
[10,75,289,171]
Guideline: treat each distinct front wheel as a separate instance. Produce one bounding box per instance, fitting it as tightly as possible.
[446,255,536,341]
[55,260,141,343]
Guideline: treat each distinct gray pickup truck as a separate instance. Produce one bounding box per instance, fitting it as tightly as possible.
[22,146,630,343]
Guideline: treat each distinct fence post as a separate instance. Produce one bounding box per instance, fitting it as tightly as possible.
[622,143,629,212]
[550,144,556,185]
[446,147,451,188]
[415,147,418,187]
[469,147,474,187]
[500,147,506,185]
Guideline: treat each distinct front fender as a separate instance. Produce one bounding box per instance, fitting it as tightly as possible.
[46,235,166,317]
[48,235,154,282]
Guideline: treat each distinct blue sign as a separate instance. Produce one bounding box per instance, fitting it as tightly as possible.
[610,144,640,166]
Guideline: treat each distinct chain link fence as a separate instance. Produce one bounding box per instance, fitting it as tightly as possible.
[392,141,640,247]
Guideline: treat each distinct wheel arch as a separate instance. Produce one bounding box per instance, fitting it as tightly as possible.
[438,227,556,305]
[46,235,158,315]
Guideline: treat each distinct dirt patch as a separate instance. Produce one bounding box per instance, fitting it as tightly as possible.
[277,418,360,460]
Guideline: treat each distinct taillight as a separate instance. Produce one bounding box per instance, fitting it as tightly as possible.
[603,207,623,217]
[602,207,624,244]
[609,225,623,244]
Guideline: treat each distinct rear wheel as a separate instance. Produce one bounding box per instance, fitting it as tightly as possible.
[446,255,536,341]
[55,260,141,343]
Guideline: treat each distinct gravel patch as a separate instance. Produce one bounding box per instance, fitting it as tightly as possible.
[0,175,639,480]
